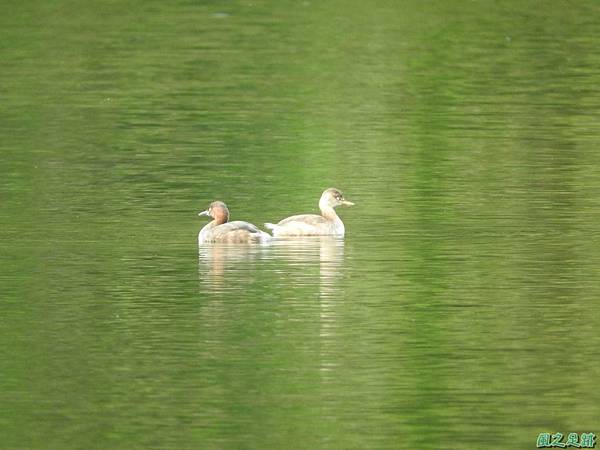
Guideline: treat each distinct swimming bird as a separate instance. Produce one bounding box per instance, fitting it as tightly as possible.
[265,188,354,237]
[198,201,271,244]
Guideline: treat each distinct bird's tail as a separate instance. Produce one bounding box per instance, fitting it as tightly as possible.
[264,223,278,232]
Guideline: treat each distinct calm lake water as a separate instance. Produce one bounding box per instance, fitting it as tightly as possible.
[2,1,600,449]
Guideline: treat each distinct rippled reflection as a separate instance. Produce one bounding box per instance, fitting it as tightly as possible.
[269,237,345,297]
[5,0,600,447]
[198,243,269,293]
[198,237,345,297]
[269,238,345,380]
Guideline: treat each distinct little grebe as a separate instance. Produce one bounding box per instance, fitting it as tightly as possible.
[265,188,353,237]
[198,201,271,244]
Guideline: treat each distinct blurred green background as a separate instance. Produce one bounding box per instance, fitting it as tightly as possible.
[1,1,600,449]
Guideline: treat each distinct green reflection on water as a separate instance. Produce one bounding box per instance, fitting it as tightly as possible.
[2,0,600,449]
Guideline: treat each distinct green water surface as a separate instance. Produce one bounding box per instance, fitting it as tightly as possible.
[2,1,600,449]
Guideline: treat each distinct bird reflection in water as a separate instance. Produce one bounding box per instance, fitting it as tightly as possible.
[198,237,345,381]
[198,243,268,293]
[268,237,345,381]
[269,237,345,298]
[198,237,345,297]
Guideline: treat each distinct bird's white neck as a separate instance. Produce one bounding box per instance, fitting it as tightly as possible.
[319,197,339,221]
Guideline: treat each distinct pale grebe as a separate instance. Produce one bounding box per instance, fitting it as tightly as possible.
[265,188,354,237]
[198,201,271,244]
